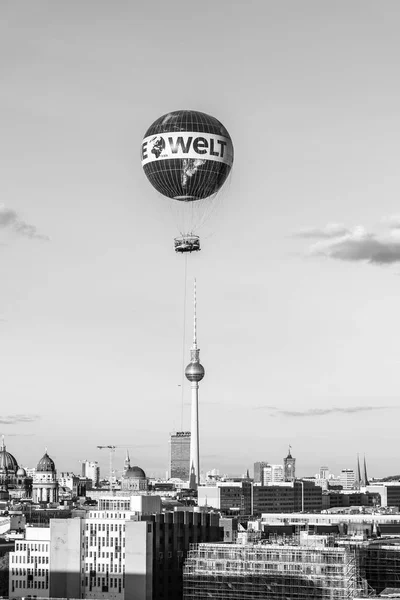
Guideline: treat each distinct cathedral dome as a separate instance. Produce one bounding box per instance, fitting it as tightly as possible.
[125,466,146,479]
[17,467,27,477]
[0,439,18,473]
[37,451,55,472]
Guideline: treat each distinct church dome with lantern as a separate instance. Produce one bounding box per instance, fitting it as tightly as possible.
[33,449,58,504]
[0,437,18,474]
[121,451,148,492]
[37,451,56,472]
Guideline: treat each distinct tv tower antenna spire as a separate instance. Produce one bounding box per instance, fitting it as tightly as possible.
[185,278,205,489]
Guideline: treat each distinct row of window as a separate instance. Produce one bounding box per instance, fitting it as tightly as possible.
[86,563,124,573]
[11,555,49,564]
[85,576,124,589]
[86,538,125,552]
[12,581,48,590]
[11,568,48,576]
[86,523,126,532]
[86,551,121,559]
[15,543,49,552]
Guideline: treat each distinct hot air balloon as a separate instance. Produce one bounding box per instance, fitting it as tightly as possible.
[141,110,234,252]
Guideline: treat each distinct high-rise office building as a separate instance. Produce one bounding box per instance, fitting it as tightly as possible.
[319,466,329,479]
[170,432,191,480]
[283,447,296,482]
[81,460,100,488]
[340,469,355,490]
[262,464,284,484]
[253,461,268,483]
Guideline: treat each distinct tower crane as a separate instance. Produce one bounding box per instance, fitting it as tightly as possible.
[96,445,136,494]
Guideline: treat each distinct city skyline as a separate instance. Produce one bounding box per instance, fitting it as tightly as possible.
[0,433,393,482]
[1,1,400,476]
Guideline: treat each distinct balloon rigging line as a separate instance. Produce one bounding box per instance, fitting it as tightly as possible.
[180,253,188,431]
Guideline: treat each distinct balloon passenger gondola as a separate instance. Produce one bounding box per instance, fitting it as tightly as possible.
[141,110,234,252]
[174,235,200,253]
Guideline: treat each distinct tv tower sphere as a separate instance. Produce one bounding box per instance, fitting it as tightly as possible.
[185,361,205,382]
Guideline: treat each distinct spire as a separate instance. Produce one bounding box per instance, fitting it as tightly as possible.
[124,450,130,475]
[193,278,197,349]
[356,454,362,485]
[363,455,368,485]
[0,436,4,451]
[287,444,292,458]
[187,278,203,374]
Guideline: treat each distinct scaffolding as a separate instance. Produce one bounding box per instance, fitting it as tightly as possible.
[357,540,400,594]
[183,542,365,600]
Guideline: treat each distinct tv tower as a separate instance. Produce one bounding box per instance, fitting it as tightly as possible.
[185,279,205,489]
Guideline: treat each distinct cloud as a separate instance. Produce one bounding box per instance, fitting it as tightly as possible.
[253,405,394,417]
[294,223,350,239]
[382,215,400,229]
[309,227,400,264]
[0,433,35,437]
[0,206,49,241]
[0,414,40,425]
[296,220,400,265]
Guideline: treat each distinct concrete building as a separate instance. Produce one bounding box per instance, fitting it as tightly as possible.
[261,464,283,484]
[170,432,191,480]
[365,484,400,509]
[252,481,322,515]
[253,462,268,484]
[140,510,221,600]
[340,469,355,490]
[320,466,330,479]
[9,526,50,598]
[81,461,100,488]
[97,495,162,514]
[259,512,400,529]
[183,541,364,599]
[9,505,222,600]
[198,482,252,515]
[322,490,380,511]
[58,472,90,497]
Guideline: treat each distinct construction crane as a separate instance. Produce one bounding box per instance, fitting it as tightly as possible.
[97,445,137,494]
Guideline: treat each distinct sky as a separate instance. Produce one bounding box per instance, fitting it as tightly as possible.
[1,1,400,479]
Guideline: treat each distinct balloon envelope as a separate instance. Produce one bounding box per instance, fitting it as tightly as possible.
[141,110,234,202]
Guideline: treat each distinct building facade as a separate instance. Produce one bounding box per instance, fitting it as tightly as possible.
[9,527,50,598]
[170,432,191,481]
[81,461,100,488]
[253,462,268,484]
[340,469,355,490]
[198,482,252,515]
[261,464,284,484]
[252,481,322,516]
[183,542,364,600]
[9,509,222,600]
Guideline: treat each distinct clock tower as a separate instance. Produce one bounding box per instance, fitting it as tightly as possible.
[284,446,296,482]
